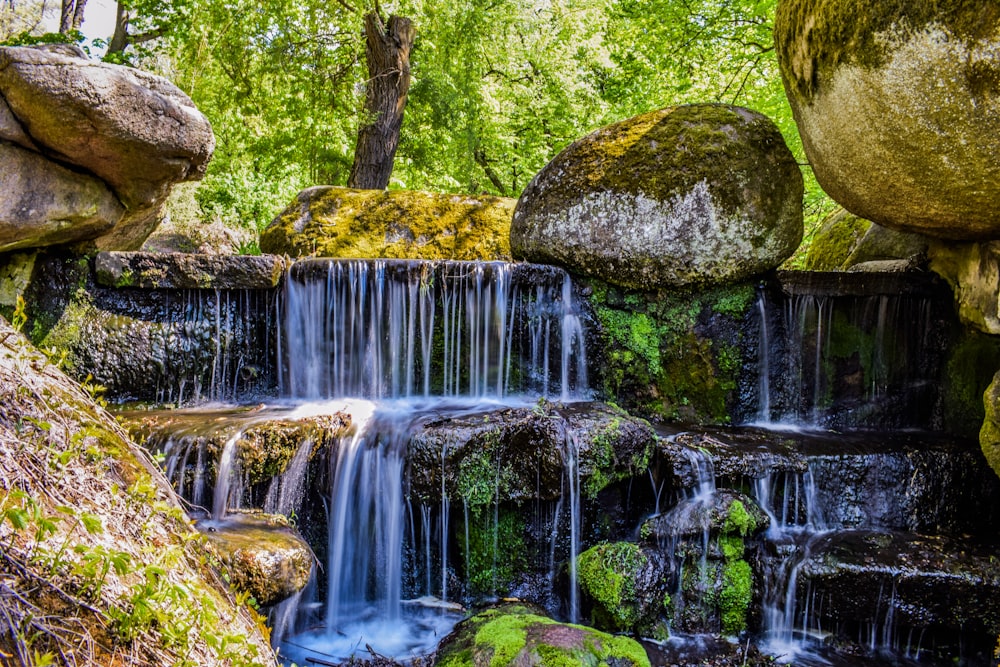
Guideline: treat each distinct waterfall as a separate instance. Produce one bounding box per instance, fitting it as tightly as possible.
[272,259,590,662]
[753,280,948,430]
[279,259,588,401]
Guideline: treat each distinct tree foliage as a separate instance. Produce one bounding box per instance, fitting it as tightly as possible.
[1,0,835,249]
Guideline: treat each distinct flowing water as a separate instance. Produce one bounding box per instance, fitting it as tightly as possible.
[136,259,592,664]
[117,263,1000,666]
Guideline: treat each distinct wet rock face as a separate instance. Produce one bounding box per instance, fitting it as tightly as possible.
[23,251,278,403]
[261,186,514,260]
[775,0,1000,239]
[794,530,1000,644]
[201,513,313,607]
[94,252,286,290]
[0,45,214,250]
[435,603,651,667]
[511,104,803,289]
[406,401,657,505]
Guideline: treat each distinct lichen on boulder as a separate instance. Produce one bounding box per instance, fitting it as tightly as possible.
[0,45,215,250]
[510,104,803,289]
[435,602,651,667]
[260,186,514,260]
[775,0,1000,239]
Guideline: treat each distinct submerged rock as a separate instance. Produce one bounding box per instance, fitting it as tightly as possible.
[260,186,514,260]
[775,0,1000,239]
[94,251,286,289]
[511,104,803,289]
[435,602,650,667]
[0,45,214,250]
[201,513,313,607]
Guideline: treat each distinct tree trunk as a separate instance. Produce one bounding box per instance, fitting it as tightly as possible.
[59,0,87,33]
[107,1,129,55]
[347,11,415,190]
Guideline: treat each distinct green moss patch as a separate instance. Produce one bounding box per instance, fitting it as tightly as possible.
[587,279,755,423]
[260,186,514,260]
[436,603,650,667]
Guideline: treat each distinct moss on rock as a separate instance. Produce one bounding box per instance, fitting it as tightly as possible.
[260,186,514,260]
[436,603,650,667]
[587,278,755,423]
[511,104,802,289]
[805,208,872,271]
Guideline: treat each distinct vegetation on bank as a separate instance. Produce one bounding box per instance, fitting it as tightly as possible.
[0,311,274,665]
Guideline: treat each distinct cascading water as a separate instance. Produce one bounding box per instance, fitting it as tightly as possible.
[752,285,949,430]
[273,259,590,663]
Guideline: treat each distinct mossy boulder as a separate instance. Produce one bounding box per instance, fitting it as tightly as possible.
[576,542,672,636]
[406,401,657,506]
[804,208,872,271]
[805,208,928,271]
[201,513,313,607]
[980,369,1000,478]
[435,603,650,667]
[511,104,803,289]
[260,186,514,260]
[775,0,1000,239]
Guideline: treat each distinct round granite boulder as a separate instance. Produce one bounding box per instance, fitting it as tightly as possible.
[510,104,803,289]
[775,0,1000,239]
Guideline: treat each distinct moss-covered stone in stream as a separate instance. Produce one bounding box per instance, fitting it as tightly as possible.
[576,542,645,633]
[586,278,756,423]
[582,414,654,498]
[435,603,651,667]
[260,186,514,260]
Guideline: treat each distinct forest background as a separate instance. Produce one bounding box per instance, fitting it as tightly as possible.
[1,0,835,262]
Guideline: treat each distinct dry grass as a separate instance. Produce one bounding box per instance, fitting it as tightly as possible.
[0,319,276,667]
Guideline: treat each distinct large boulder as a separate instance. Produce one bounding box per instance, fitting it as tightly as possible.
[510,104,803,289]
[0,45,214,250]
[260,186,514,260]
[775,0,1000,239]
[929,241,1000,335]
[0,141,125,252]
